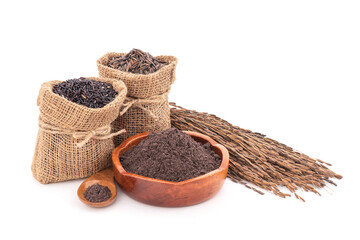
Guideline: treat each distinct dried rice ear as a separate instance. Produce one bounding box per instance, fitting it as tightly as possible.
[170,102,342,202]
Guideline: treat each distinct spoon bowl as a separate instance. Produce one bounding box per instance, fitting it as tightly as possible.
[77,168,117,208]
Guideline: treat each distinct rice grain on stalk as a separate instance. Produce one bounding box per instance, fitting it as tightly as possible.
[170,102,342,201]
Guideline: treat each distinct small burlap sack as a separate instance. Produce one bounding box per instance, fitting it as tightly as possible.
[31,77,127,184]
[97,52,177,146]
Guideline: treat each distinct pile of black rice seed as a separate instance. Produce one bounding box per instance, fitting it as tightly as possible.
[53,77,117,108]
[107,48,167,74]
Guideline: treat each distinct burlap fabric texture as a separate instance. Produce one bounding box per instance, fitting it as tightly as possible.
[97,52,177,146]
[32,77,127,184]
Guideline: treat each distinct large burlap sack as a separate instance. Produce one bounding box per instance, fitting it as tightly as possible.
[97,52,177,146]
[32,77,127,184]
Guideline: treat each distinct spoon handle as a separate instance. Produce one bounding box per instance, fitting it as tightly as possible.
[86,167,114,182]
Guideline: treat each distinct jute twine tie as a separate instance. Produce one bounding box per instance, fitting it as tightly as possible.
[119,91,169,120]
[39,121,126,148]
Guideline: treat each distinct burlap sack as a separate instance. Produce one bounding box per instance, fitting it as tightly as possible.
[97,52,177,146]
[32,77,127,184]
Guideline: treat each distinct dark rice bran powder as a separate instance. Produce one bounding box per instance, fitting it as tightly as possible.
[119,128,222,182]
[83,183,112,203]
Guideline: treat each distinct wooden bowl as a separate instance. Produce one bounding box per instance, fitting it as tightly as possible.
[112,131,229,207]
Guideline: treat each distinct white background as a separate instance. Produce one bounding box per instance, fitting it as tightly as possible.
[1,1,359,239]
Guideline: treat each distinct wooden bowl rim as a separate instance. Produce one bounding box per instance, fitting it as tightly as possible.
[112,131,229,186]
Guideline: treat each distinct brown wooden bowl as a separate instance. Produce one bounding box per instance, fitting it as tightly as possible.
[112,131,229,207]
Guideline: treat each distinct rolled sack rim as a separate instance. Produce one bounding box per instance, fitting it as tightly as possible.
[97,52,178,80]
[37,76,128,114]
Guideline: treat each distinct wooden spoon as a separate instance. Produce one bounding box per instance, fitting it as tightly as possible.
[77,168,117,208]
